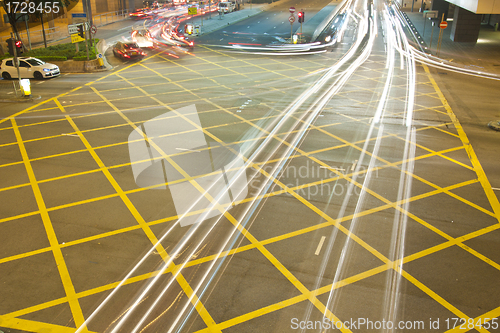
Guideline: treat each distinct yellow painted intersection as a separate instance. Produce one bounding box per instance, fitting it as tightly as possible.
[0,45,499,333]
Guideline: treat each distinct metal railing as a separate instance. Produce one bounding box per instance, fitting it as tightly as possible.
[19,26,65,45]
[93,9,131,27]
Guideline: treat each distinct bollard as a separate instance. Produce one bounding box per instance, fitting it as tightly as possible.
[20,79,31,98]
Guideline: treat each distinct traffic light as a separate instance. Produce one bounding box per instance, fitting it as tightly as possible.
[15,40,23,54]
[77,24,85,38]
[298,11,304,23]
[6,38,14,55]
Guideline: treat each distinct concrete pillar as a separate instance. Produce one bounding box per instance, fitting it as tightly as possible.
[450,6,482,42]
[127,0,138,11]
[430,0,449,21]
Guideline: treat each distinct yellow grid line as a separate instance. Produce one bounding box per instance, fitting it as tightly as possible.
[53,97,222,332]
[98,66,354,332]
[423,64,500,221]
[11,118,89,332]
[1,40,498,330]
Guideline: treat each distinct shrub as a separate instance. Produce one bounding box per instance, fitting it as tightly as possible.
[35,55,67,61]
[22,39,99,60]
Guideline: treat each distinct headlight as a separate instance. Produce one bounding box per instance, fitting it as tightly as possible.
[43,68,50,72]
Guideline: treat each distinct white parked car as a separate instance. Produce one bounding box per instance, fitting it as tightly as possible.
[0,57,60,80]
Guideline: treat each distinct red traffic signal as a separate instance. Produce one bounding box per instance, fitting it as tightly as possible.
[298,11,304,23]
[15,40,24,54]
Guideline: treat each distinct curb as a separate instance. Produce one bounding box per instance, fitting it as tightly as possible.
[0,95,41,103]
[487,120,500,131]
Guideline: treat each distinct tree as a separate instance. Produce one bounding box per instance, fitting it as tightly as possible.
[1,0,77,47]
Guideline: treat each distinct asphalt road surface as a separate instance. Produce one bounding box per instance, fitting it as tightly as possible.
[0,1,499,332]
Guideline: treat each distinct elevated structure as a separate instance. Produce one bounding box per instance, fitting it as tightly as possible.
[431,0,500,42]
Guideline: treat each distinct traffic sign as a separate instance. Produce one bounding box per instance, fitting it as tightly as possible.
[90,25,97,35]
[71,33,85,43]
[289,6,295,13]
[289,15,295,23]
[68,22,89,35]
[439,21,448,29]
[71,13,87,24]
[188,6,197,15]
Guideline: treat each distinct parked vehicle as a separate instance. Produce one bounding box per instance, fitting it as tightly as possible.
[112,42,147,60]
[0,57,60,80]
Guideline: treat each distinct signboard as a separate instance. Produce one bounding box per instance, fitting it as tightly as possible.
[68,22,89,35]
[188,6,197,15]
[71,33,85,43]
[439,21,448,29]
[72,13,87,24]
[289,6,295,13]
[423,10,439,18]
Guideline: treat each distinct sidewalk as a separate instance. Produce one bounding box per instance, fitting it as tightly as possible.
[400,8,500,73]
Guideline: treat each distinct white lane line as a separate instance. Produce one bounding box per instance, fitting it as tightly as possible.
[492,188,500,191]
[62,133,79,137]
[315,236,326,255]
[351,159,358,171]
[176,148,200,152]
[319,166,345,172]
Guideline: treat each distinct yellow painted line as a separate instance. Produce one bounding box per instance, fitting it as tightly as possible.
[453,305,500,333]
[459,241,500,271]
[199,45,304,83]
[388,131,473,170]
[6,202,498,322]
[0,316,96,333]
[95,72,352,331]
[0,51,157,123]
[3,296,68,320]
[0,246,51,265]
[11,118,89,332]
[194,264,389,333]
[401,270,470,321]
[0,181,29,193]
[62,92,222,331]
[432,125,461,138]
[168,86,499,333]
[423,64,500,222]
[0,94,65,126]
[0,210,40,225]
[413,140,474,171]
